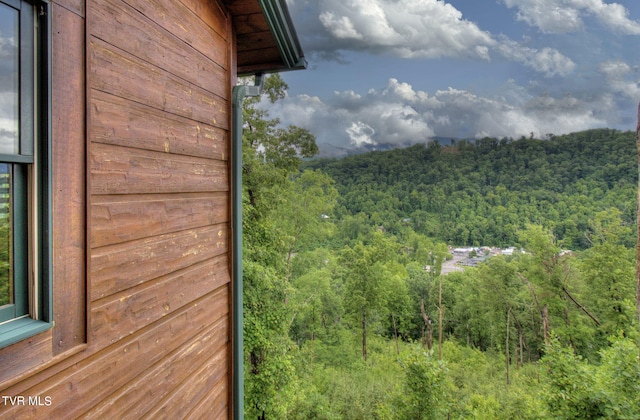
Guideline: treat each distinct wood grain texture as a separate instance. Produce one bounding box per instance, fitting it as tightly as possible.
[0,330,52,389]
[91,91,228,160]
[91,192,228,248]
[237,29,278,52]
[116,0,229,64]
[90,276,229,353]
[79,317,228,418]
[187,375,229,419]
[90,0,227,97]
[89,37,228,128]
[225,0,262,16]
[90,142,228,195]
[141,345,229,419]
[173,0,229,50]
[233,12,270,34]
[52,0,87,355]
[2,290,228,418]
[238,45,282,64]
[51,0,84,17]
[91,226,228,300]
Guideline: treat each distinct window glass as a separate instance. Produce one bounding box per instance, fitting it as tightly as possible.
[0,2,17,316]
[0,164,11,308]
[0,0,39,330]
[0,2,19,155]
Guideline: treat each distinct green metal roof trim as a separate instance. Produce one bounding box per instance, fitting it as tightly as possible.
[258,0,307,72]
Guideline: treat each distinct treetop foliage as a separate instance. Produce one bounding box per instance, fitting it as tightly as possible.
[303,129,637,249]
[242,75,640,419]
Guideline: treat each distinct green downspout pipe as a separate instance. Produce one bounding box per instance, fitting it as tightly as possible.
[232,75,263,420]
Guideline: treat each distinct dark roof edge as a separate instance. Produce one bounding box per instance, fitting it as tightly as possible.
[258,0,307,72]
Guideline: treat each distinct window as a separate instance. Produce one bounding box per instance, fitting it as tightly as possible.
[0,0,51,348]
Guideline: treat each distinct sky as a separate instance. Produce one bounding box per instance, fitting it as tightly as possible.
[263,0,640,157]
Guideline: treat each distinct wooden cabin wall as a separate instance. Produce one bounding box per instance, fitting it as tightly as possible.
[0,0,234,417]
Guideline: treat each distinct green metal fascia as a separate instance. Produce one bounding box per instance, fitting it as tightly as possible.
[40,0,53,323]
[232,75,263,420]
[258,0,307,71]
[232,84,245,420]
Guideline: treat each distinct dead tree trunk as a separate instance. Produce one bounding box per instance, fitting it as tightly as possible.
[518,272,550,345]
[421,299,433,351]
[362,306,367,362]
[519,330,524,366]
[506,308,511,385]
[542,305,550,346]
[392,313,400,355]
[438,275,443,360]
[562,286,600,326]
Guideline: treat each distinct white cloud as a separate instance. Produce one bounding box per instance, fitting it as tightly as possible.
[319,12,363,39]
[502,0,640,34]
[309,0,578,77]
[599,60,640,99]
[346,121,376,146]
[265,78,612,156]
[496,39,576,77]
[316,0,495,59]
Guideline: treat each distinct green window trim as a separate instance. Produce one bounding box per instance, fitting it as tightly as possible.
[0,0,52,349]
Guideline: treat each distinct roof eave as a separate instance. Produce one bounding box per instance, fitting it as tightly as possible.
[258,0,307,70]
[235,0,306,76]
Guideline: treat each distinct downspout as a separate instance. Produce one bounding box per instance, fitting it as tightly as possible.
[232,74,263,420]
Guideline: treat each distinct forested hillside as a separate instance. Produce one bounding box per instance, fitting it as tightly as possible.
[242,75,640,419]
[303,129,637,249]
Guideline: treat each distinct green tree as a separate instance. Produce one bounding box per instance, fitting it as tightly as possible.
[540,337,603,419]
[241,74,319,418]
[342,232,398,361]
[580,209,636,339]
[397,350,451,419]
[518,225,592,354]
[273,169,338,274]
[594,336,640,418]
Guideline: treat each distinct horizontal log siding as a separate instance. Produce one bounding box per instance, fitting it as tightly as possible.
[1,0,234,417]
[2,290,229,418]
[86,0,232,417]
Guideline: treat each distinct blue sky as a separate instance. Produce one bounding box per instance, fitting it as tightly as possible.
[265,0,640,156]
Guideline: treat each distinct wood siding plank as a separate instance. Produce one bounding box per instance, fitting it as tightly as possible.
[0,331,52,389]
[90,276,229,354]
[225,0,262,16]
[89,38,228,128]
[187,375,229,419]
[52,1,87,355]
[180,0,229,39]
[237,29,278,52]
[233,12,270,35]
[90,143,228,195]
[79,317,228,419]
[238,46,282,68]
[2,291,228,419]
[52,0,84,18]
[4,0,237,417]
[91,226,228,300]
[91,192,228,248]
[141,345,229,419]
[91,91,227,161]
[90,0,226,98]
[118,0,229,62]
